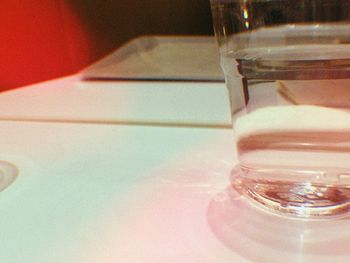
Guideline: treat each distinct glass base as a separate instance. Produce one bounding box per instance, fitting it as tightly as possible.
[231,166,350,219]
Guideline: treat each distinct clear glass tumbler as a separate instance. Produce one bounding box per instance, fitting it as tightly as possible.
[210,0,350,218]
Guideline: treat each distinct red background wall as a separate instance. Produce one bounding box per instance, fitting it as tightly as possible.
[0,1,92,90]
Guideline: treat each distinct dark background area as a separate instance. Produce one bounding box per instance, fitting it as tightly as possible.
[70,0,214,60]
[0,1,214,90]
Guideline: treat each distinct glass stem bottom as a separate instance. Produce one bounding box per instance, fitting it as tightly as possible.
[231,166,350,219]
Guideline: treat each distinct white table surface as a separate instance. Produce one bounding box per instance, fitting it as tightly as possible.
[0,75,231,127]
[0,76,349,263]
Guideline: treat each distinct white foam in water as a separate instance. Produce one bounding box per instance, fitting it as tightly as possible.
[236,105,350,140]
[236,105,350,172]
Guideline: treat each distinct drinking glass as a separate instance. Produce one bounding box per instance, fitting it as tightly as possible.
[210,0,350,218]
